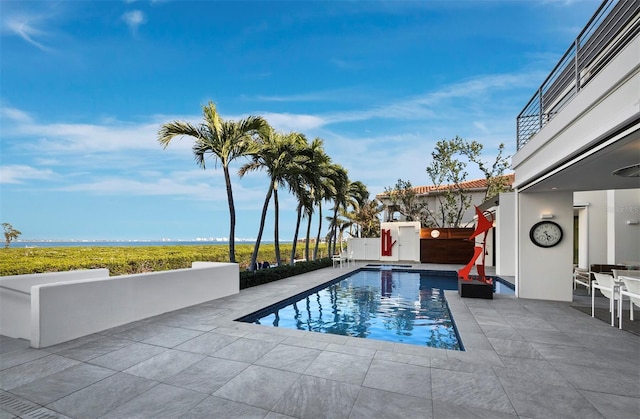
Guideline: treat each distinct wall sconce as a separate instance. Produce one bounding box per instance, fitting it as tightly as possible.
[540,214,554,219]
[627,220,639,225]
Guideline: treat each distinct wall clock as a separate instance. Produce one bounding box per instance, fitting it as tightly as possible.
[529,221,563,248]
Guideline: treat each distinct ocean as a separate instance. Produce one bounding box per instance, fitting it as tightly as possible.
[8,240,266,248]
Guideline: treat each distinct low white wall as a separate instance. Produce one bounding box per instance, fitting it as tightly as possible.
[0,269,110,341]
[347,238,380,260]
[1,263,239,348]
[32,262,238,348]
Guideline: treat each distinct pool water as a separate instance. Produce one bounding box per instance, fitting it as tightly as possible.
[494,278,515,295]
[238,269,464,350]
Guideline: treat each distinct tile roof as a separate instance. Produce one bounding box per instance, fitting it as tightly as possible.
[377,173,515,197]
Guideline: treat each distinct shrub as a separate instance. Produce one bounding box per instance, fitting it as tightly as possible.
[240,258,333,289]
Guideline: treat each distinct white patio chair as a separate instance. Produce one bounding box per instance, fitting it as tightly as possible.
[618,276,640,330]
[612,269,640,279]
[591,272,620,326]
[346,250,355,267]
[573,267,591,294]
[332,252,345,268]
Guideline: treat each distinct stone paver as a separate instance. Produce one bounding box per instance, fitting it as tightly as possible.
[1,263,638,418]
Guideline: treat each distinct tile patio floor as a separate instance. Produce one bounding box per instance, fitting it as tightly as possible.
[1,262,639,418]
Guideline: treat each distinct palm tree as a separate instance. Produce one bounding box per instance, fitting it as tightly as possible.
[292,138,329,262]
[158,101,269,263]
[326,165,349,257]
[353,199,382,237]
[345,180,369,237]
[327,177,372,255]
[239,128,307,269]
[312,158,337,260]
[289,181,314,265]
[287,139,328,265]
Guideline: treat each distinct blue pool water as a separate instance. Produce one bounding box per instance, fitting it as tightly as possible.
[238,269,466,350]
[494,278,516,295]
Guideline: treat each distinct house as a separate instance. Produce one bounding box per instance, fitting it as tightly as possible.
[365,0,639,303]
[376,174,515,227]
[502,0,639,301]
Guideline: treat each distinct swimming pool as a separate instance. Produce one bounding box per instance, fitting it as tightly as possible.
[238,268,467,350]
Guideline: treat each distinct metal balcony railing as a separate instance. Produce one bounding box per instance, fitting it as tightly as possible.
[516,0,640,150]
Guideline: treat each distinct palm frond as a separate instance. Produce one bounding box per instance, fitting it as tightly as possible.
[157,121,202,148]
[202,101,223,135]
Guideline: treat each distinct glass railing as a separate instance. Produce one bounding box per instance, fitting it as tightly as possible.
[516,0,639,150]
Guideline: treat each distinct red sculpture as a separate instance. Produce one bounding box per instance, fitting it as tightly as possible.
[381,228,396,256]
[458,206,494,284]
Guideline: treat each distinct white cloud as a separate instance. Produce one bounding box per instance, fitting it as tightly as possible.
[54,168,269,209]
[255,71,542,133]
[330,58,360,70]
[1,105,34,123]
[60,177,218,198]
[473,121,489,134]
[1,68,532,201]
[122,10,146,31]
[0,165,57,184]
[3,16,50,51]
[1,107,194,155]
[259,112,327,132]
[252,88,361,103]
[540,0,584,5]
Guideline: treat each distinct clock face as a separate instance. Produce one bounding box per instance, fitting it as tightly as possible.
[529,221,563,248]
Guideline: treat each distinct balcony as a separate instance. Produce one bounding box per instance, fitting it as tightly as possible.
[512,0,639,193]
[516,0,639,151]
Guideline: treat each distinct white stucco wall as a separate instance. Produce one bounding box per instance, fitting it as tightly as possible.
[574,190,608,267]
[347,238,380,261]
[518,191,574,301]
[0,269,110,340]
[609,189,640,265]
[380,222,421,262]
[496,193,516,276]
[574,189,640,268]
[27,262,238,348]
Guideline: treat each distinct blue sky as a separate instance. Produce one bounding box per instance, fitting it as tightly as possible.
[1,0,598,241]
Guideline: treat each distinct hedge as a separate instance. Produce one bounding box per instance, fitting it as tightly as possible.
[239,258,333,289]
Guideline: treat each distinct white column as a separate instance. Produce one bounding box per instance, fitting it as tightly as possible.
[517,190,574,301]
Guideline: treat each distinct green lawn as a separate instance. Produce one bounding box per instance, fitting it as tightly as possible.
[0,243,318,276]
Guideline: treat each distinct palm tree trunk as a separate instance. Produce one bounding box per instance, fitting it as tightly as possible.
[274,186,282,266]
[290,203,303,265]
[304,210,312,261]
[250,184,273,271]
[223,166,236,263]
[314,202,323,260]
[326,224,333,258]
[331,203,342,255]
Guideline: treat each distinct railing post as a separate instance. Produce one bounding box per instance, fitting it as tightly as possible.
[538,87,543,130]
[575,37,581,93]
[516,117,521,150]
